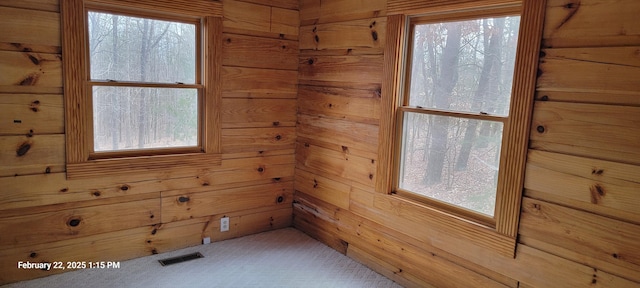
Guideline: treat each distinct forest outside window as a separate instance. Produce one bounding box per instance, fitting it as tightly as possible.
[62,0,222,179]
[396,12,521,224]
[88,10,200,156]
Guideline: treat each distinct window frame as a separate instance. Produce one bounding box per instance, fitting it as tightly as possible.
[62,0,223,179]
[395,7,521,226]
[377,0,546,257]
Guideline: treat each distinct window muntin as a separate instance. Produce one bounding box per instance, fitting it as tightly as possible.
[396,15,521,220]
[85,9,202,155]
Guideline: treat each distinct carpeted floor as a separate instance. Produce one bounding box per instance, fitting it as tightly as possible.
[3,228,402,288]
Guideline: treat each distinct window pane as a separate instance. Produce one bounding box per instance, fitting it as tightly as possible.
[88,11,196,84]
[408,16,520,116]
[93,86,198,152]
[398,112,503,216]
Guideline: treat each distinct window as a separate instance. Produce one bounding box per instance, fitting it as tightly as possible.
[62,0,223,179]
[398,13,520,223]
[377,0,545,256]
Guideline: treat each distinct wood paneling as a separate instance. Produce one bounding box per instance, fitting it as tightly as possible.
[296,142,376,188]
[543,0,640,48]
[0,6,60,47]
[520,197,640,282]
[525,150,640,224]
[0,198,160,249]
[221,98,297,128]
[297,85,381,125]
[299,0,386,25]
[530,101,640,165]
[537,47,640,94]
[298,54,384,85]
[0,94,64,135]
[0,134,65,177]
[0,0,299,284]
[0,51,61,88]
[222,66,298,95]
[297,114,379,155]
[300,17,386,50]
[161,181,293,223]
[222,34,299,70]
[0,0,60,12]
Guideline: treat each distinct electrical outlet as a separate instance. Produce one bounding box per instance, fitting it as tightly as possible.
[220,217,229,232]
[202,237,211,245]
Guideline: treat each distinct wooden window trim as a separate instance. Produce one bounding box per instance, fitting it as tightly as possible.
[62,0,223,179]
[376,0,546,257]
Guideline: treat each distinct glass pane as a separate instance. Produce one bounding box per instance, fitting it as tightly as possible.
[408,16,520,116]
[93,86,198,152]
[398,112,503,216]
[88,11,196,84]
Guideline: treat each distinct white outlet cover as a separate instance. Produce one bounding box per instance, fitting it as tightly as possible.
[220,217,230,232]
[202,237,211,245]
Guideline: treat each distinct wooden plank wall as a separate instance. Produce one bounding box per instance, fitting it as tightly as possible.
[294,0,640,287]
[0,0,298,284]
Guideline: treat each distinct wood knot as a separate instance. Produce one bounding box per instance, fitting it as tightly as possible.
[151,229,157,235]
[226,38,231,43]
[341,146,348,152]
[536,125,545,133]
[371,31,378,41]
[313,179,318,188]
[202,182,210,186]
[30,100,40,112]
[369,173,374,180]
[589,183,606,204]
[28,54,40,65]
[314,35,319,43]
[272,177,281,181]
[19,73,40,86]
[276,196,284,203]
[59,188,69,193]
[591,168,604,175]
[540,95,549,101]
[308,58,314,65]
[257,166,265,173]
[68,218,81,227]
[275,134,282,140]
[16,142,32,156]
[30,252,38,258]
[612,253,619,259]
[92,191,101,197]
[152,249,158,254]
[272,121,280,126]
[539,50,546,58]
[45,167,51,173]
[120,185,130,191]
[178,196,190,203]
[304,143,310,147]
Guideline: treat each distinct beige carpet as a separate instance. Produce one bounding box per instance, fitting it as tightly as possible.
[3,228,402,288]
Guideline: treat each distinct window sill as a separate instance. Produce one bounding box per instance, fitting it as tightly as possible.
[66,152,221,180]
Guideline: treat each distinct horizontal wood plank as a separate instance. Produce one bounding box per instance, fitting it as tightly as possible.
[222,66,298,95]
[221,98,297,128]
[235,0,298,10]
[0,51,61,88]
[0,94,64,135]
[534,91,640,107]
[0,6,60,47]
[298,85,381,125]
[222,33,299,70]
[0,225,153,284]
[223,0,271,33]
[161,181,293,223]
[270,7,299,36]
[298,54,384,85]
[299,0,386,25]
[524,150,640,224]
[537,47,640,94]
[0,0,59,12]
[300,17,386,50]
[543,0,640,48]
[221,127,296,153]
[294,168,351,210]
[296,142,376,188]
[0,198,160,249]
[530,101,640,165]
[297,113,379,155]
[520,197,640,279]
[0,134,65,177]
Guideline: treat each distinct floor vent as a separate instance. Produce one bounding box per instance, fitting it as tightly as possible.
[158,252,204,266]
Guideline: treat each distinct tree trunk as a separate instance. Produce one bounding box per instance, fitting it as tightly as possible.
[455,18,505,171]
[424,22,462,186]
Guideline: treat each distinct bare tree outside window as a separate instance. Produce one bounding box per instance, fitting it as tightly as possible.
[398,16,520,216]
[87,11,199,152]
